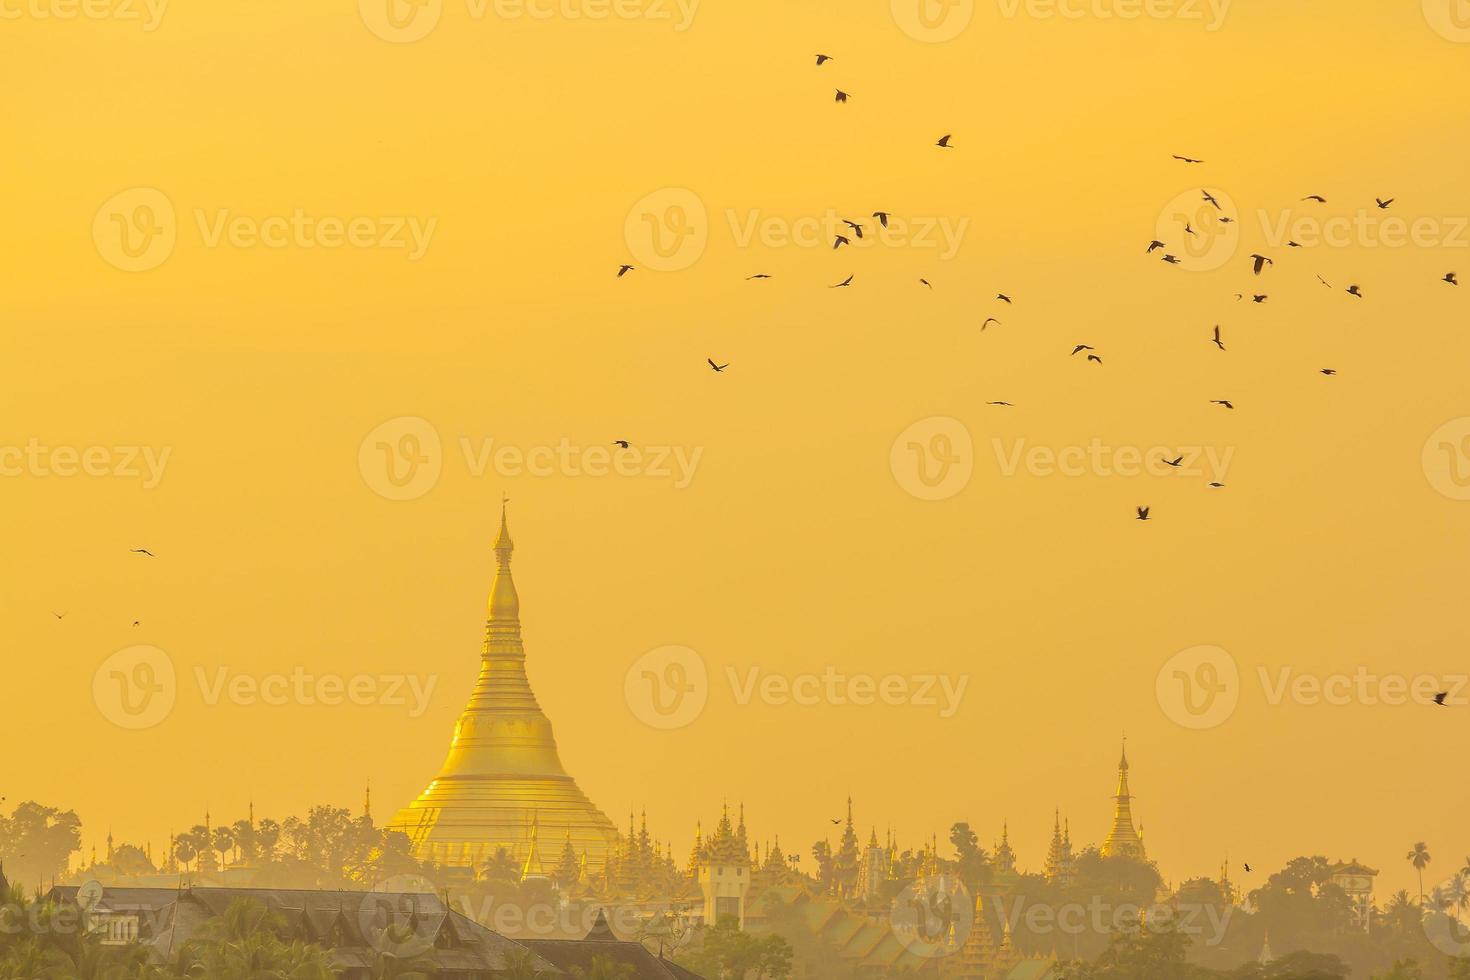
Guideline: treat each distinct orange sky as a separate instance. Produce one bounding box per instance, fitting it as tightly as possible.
[4,0,1470,900]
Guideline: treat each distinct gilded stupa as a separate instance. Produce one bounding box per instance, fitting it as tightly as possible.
[1100,740,1146,860]
[390,505,619,870]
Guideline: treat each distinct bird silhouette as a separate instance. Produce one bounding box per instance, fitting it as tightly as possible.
[1434,692,1449,706]
[1087,354,1103,364]
[1210,400,1234,409]
[987,401,1014,407]
[746,273,772,280]
[1250,253,1273,275]
[872,211,891,228]
[835,89,849,103]
[815,54,833,65]
[1251,294,1268,303]
[1302,195,1327,203]
[981,318,1001,330]
[996,293,1012,304]
[1375,197,1394,209]
[1212,325,1225,351]
[918,278,932,289]
[842,220,863,238]
[1444,272,1458,286]
[1346,284,1363,298]
[1071,345,1094,356]
[1172,155,1204,164]
[1208,482,1225,488]
[1162,254,1182,265]
[52,611,66,620]
[613,440,630,449]
[1163,456,1184,468]
[1320,368,1337,376]
[1146,240,1166,253]
[131,549,155,557]
[707,359,728,373]
[1244,863,1252,873]
[617,264,634,277]
[831,275,854,288]
[1136,507,1151,520]
[1316,275,1333,288]
[830,818,842,825]
[936,134,953,148]
[1202,190,1220,209]
[833,235,851,249]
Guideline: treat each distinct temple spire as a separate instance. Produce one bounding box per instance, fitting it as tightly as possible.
[1101,739,1146,859]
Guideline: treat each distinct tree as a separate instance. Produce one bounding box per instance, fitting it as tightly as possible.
[1373,960,1423,980]
[571,954,638,980]
[176,897,335,979]
[0,801,82,886]
[1407,844,1432,906]
[948,823,990,892]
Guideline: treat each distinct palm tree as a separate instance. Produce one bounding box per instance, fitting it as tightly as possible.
[1408,842,1433,905]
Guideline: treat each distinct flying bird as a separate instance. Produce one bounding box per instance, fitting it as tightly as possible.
[830,818,842,825]
[1346,284,1363,298]
[1434,692,1449,706]
[996,293,1012,304]
[1163,456,1184,468]
[1244,863,1252,873]
[1251,294,1268,303]
[746,273,772,280]
[1316,274,1333,288]
[1146,240,1166,253]
[1184,223,1198,238]
[833,235,851,249]
[1285,240,1301,247]
[1444,272,1458,286]
[613,440,630,449]
[842,219,864,238]
[835,90,849,103]
[919,278,932,289]
[1250,253,1273,275]
[987,401,1014,407]
[1302,195,1327,203]
[831,275,854,288]
[815,54,832,65]
[52,611,66,620]
[1375,197,1394,209]
[1161,254,1182,264]
[1208,482,1225,488]
[1071,345,1094,356]
[936,134,953,148]
[707,359,728,373]
[130,549,154,557]
[1202,190,1220,209]
[981,318,1001,330]
[1320,368,1337,376]
[617,264,634,277]
[872,211,891,228]
[1210,400,1234,409]
[1087,354,1103,364]
[1211,325,1225,351]
[1136,507,1151,521]
[1172,155,1204,164]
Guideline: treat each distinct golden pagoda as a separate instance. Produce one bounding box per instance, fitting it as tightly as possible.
[1100,740,1146,860]
[389,505,619,870]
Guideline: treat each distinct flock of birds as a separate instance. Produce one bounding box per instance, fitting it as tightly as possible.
[609,60,1463,524]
